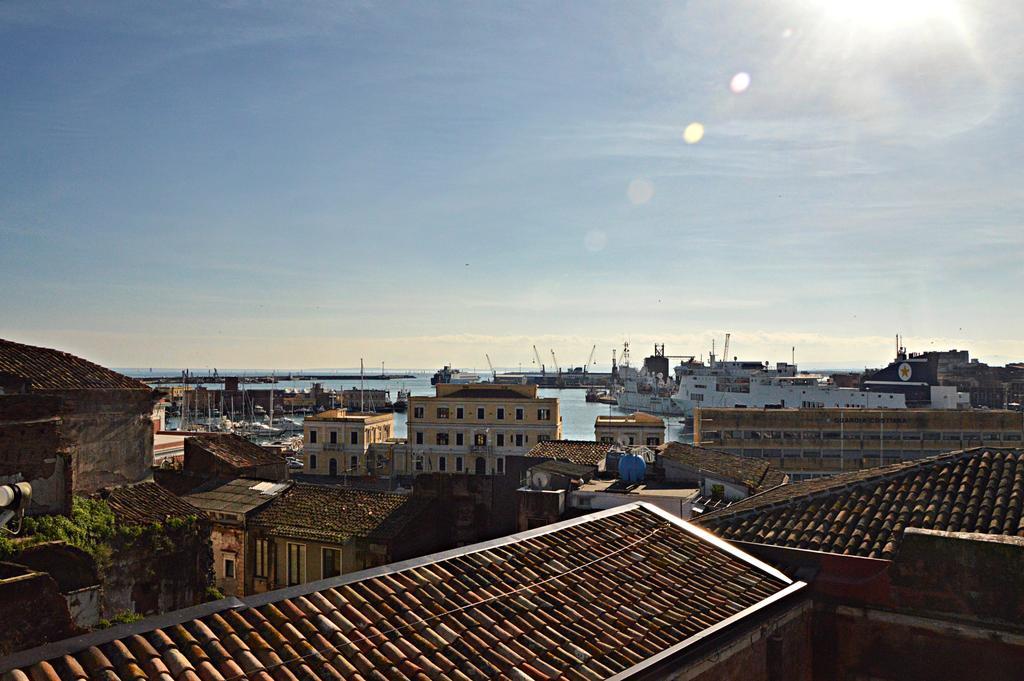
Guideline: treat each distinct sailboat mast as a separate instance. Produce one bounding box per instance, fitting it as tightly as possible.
[360,359,365,413]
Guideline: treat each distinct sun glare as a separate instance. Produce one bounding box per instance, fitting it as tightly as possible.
[812,0,962,30]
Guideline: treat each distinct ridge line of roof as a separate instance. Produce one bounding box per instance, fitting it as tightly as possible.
[701,446,991,523]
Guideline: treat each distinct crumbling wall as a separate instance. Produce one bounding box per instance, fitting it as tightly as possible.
[0,563,78,655]
[0,395,72,515]
[59,390,156,494]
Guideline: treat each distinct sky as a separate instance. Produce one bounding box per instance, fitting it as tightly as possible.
[2,1,1023,371]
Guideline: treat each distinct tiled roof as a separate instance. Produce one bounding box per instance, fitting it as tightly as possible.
[435,387,539,399]
[527,460,597,478]
[100,483,205,525]
[2,503,802,681]
[659,442,787,492]
[249,484,434,544]
[596,412,665,426]
[187,433,285,469]
[527,440,612,466]
[700,447,1024,560]
[0,338,151,392]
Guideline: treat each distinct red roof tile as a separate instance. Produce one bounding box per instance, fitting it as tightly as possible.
[100,482,205,525]
[186,434,285,470]
[2,503,802,680]
[659,442,788,492]
[0,338,151,392]
[700,447,1024,559]
[526,440,612,466]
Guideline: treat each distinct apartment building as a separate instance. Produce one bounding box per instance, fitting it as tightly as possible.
[302,409,394,476]
[695,406,1024,479]
[405,383,561,475]
[595,411,666,446]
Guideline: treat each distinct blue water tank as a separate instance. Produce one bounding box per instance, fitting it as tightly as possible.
[618,452,646,483]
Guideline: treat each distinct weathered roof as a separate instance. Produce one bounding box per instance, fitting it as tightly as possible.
[306,409,389,423]
[184,479,292,517]
[432,387,544,399]
[659,442,788,492]
[700,447,1024,560]
[186,433,285,470]
[100,482,205,525]
[249,484,433,544]
[2,503,802,680]
[527,439,612,466]
[0,338,151,392]
[527,459,597,478]
[596,411,666,426]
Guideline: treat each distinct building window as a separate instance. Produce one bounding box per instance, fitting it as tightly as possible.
[515,434,524,447]
[497,407,505,420]
[456,407,464,419]
[455,456,464,472]
[437,407,450,419]
[439,456,447,472]
[646,437,661,446]
[309,454,318,470]
[496,457,505,474]
[415,455,424,471]
[415,431,423,445]
[497,433,505,447]
[628,436,635,445]
[475,433,487,446]
[350,454,358,471]
[350,431,358,445]
[329,458,337,476]
[537,434,550,443]
[477,407,485,419]
[436,432,449,445]
[322,548,341,579]
[309,430,317,444]
[287,543,305,586]
[224,555,236,579]
[254,539,268,578]
[329,430,337,444]
[537,408,550,420]
[600,436,613,444]
[456,433,464,446]
[413,406,424,418]
[516,408,524,421]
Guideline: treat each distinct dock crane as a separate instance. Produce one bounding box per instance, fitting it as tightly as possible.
[532,345,545,375]
[550,349,561,375]
[485,353,496,381]
[585,345,596,374]
[722,333,731,363]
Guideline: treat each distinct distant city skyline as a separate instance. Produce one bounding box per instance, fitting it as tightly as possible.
[3,2,1022,370]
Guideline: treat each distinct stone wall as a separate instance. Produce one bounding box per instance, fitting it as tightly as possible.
[0,395,72,515]
[0,562,78,655]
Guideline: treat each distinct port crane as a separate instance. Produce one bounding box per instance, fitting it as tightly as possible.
[722,333,731,363]
[532,345,545,375]
[585,345,596,374]
[485,353,496,381]
[549,349,561,375]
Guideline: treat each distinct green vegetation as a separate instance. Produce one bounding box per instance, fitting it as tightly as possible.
[204,585,226,602]
[96,611,144,629]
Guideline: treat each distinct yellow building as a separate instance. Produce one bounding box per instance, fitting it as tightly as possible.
[302,409,394,476]
[405,384,562,475]
[595,412,666,447]
[694,407,1024,480]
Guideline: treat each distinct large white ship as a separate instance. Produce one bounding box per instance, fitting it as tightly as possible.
[615,339,967,417]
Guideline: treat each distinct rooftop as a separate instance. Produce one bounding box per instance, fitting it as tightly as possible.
[184,479,293,518]
[527,460,597,478]
[527,439,612,466]
[577,479,701,500]
[305,409,392,423]
[431,383,543,400]
[2,503,803,680]
[700,447,1024,559]
[249,484,434,544]
[187,433,286,470]
[659,442,788,492]
[595,411,665,426]
[0,338,151,393]
[99,482,205,525]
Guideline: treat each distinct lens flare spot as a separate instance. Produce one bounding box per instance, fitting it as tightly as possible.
[730,72,751,93]
[683,122,705,144]
[627,178,654,205]
[584,229,608,252]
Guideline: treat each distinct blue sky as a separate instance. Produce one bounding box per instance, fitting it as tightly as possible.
[2,1,1022,370]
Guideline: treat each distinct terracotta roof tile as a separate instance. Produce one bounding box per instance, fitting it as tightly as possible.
[99,482,205,525]
[525,440,612,467]
[249,484,434,545]
[659,442,788,492]
[186,433,285,470]
[700,447,1024,559]
[0,338,151,392]
[6,503,801,681]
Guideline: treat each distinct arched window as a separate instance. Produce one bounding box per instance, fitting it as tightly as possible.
[350,454,359,471]
[309,454,317,470]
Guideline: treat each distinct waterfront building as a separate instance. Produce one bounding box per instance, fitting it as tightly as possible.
[405,383,561,475]
[595,411,666,446]
[695,406,1024,479]
[302,409,394,476]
